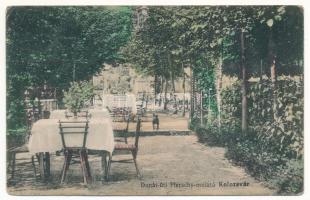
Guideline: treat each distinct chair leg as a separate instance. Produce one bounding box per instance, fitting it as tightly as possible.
[60,151,72,184]
[31,156,37,180]
[131,150,141,178]
[83,151,92,184]
[79,150,88,185]
[36,153,40,164]
[7,151,12,175]
[124,134,128,144]
[9,152,39,181]
[60,151,68,184]
[11,152,16,180]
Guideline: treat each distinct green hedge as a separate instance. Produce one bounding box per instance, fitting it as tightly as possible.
[193,123,303,194]
[7,127,28,148]
[192,78,303,194]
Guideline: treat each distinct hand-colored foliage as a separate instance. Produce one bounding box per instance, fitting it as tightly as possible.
[6,6,133,129]
[63,81,95,115]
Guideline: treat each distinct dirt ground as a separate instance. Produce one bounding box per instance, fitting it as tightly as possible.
[7,135,276,196]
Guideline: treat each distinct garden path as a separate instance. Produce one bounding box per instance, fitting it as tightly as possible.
[8,135,275,195]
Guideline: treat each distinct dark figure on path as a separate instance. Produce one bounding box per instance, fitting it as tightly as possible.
[152,113,159,130]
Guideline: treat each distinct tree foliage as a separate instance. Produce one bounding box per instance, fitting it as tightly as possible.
[124,6,303,105]
[6,6,133,129]
[127,6,303,194]
[63,81,95,115]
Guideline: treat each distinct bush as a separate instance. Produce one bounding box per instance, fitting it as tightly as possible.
[194,126,222,146]
[191,77,304,194]
[7,98,27,130]
[7,127,29,148]
[273,159,304,194]
[195,126,238,147]
[225,136,284,180]
[63,81,95,115]
[220,78,303,159]
[248,79,303,159]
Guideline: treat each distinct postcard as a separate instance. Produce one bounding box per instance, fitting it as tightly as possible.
[5,4,304,196]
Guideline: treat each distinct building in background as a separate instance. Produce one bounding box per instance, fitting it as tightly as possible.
[92,64,191,97]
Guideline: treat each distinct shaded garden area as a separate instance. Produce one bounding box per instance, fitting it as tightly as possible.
[6,6,303,195]
[124,6,304,194]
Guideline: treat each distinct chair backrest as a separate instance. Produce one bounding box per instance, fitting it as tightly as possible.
[134,117,142,148]
[112,113,131,131]
[58,120,89,149]
[125,113,131,131]
[111,107,131,122]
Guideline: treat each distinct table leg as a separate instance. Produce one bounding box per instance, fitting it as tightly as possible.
[39,153,45,181]
[38,152,51,181]
[44,152,50,178]
[101,151,111,182]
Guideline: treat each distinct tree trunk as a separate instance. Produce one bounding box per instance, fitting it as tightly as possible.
[240,30,248,134]
[168,53,175,106]
[171,73,175,93]
[260,59,263,82]
[271,59,277,119]
[215,56,223,128]
[154,74,158,96]
[160,76,164,94]
[182,62,186,117]
[190,64,194,118]
[159,76,164,107]
[269,28,277,121]
[145,95,148,114]
[164,78,168,110]
[171,70,177,114]
[200,90,203,125]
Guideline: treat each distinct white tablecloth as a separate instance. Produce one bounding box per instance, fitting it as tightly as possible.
[103,94,137,114]
[89,108,110,118]
[49,109,110,119]
[28,118,114,154]
[49,109,67,119]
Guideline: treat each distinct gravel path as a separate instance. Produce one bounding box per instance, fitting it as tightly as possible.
[7,135,275,195]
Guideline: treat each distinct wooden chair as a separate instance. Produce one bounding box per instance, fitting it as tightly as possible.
[111,107,120,122]
[58,120,91,184]
[7,130,38,181]
[111,107,131,122]
[7,108,39,181]
[112,113,131,144]
[136,104,143,118]
[108,117,142,180]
